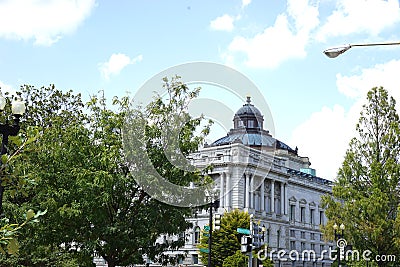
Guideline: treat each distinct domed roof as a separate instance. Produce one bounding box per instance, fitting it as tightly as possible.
[235,96,262,117]
[207,96,297,154]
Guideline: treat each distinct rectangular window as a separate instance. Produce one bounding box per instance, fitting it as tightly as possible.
[301,231,306,239]
[192,254,198,264]
[300,207,305,222]
[311,243,315,251]
[290,230,296,238]
[301,242,306,251]
[290,205,295,222]
[290,241,296,250]
[310,209,315,225]
[310,233,315,240]
[248,120,254,128]
[319,211,324,225]
[194,227,201,244]
[277,230,280,248]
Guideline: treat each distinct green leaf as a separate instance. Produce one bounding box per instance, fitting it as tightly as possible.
[26,209,35,220]
[7,239,19,255]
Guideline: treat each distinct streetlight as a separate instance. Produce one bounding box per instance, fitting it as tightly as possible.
[323,41,400,58]
[333,223,345,267]
[0,90,26,216]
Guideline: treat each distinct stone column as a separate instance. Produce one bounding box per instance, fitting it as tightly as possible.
[250,174,254,209]
[280,182,285,215]
[225,172,231,209]
[245,173,250,208]
[260,178,265,214]
[284,183,287,215]
[271,180,275,213]
[219,173,224,208]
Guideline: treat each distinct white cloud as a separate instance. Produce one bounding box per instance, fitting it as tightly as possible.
[99,53,143,80]
[223,0,319,68]
[0,0,96,46]
[316,0,400,41]
[0,80,13,92]
[210,14,236,32]
[290,60,400,180]
[336,59,400,102]
[241,0,251,8]
[225,14,307,68]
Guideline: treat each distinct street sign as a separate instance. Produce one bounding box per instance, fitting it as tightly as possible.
[237,228,251,235]
[200,248,209,253]
[203,233,210,237]
[204,225,210,231]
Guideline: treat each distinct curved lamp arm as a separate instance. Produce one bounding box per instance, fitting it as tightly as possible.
[324,41,400,58]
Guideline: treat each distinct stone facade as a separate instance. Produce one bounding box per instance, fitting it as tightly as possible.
[163,97,334,267]
[103,97,334,267]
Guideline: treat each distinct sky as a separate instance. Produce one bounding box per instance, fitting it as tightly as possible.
[0,0,400,181]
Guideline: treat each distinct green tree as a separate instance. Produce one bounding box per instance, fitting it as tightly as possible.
[222,250,247,267]
[322,87,400,267]
[1,79,212,266]
[199,209,250,267]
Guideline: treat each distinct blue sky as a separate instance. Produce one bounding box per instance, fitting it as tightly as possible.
[1,0,400,180]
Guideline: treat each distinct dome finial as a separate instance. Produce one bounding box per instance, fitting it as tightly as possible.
[246,95,251,104]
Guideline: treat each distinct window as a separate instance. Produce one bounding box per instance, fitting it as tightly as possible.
[238,120,244,127]
[320,245,325,254]
[290,241,296,250]
[310,209,315,225]
[266,229,270,244]
[194,226,201,244]
[300,207,305,222]
[192,254,199,264]
[319,211,324,225]
[248,120,255,128]
[311,243,315,251]
[290,205,295,222]
[277,230,281,248]
[290,230,296,238]
[301,231,306,239]
[310,233,315,240]
[301,242,306,251]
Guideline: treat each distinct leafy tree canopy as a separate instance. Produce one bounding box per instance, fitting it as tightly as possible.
[0,78,212,266]
[322,87,400,267]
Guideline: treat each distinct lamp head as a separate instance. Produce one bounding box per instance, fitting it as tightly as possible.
[323,45,351,58]
[340,223,345,230]
[333,223,338,230]
[12,97,26,115]
[0,91,6,110]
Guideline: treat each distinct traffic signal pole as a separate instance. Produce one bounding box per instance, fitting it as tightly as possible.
[249,215,253,267]
[208,202,213,267]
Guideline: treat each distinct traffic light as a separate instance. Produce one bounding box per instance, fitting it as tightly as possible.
[240,235,252,253]
[214,214,221,230]
[252,223,265,248]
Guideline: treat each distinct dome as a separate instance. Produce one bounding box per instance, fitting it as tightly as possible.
[208,96,297,154]
[234,96,262,117]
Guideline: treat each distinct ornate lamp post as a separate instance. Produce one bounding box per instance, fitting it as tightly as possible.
[0,90,26,215]
[333,223,345,267]
[323,41,400,58]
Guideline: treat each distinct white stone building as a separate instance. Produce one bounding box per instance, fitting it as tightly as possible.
[167,97,334,267]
